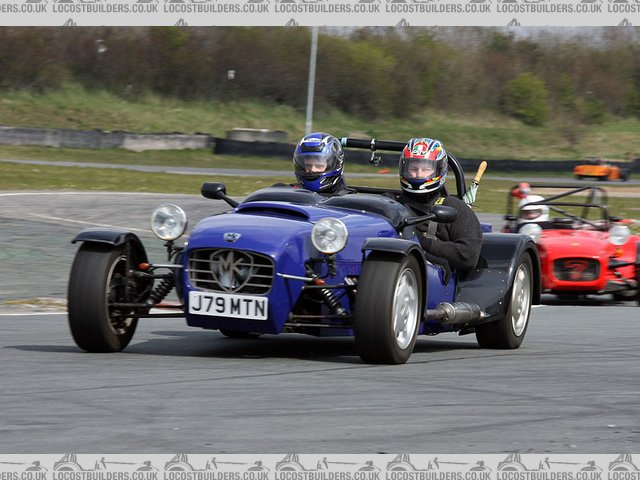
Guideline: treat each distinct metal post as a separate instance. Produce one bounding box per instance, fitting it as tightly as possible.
[305,27,319,136]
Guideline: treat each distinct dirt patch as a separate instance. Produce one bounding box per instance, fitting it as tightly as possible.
[1,297,67,311]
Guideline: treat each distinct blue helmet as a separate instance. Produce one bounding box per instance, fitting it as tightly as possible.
[293,132,345,193]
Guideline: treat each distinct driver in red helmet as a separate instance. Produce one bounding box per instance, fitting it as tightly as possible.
[395,138,483,274]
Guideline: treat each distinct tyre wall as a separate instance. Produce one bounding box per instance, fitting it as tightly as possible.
[0,124,637,173]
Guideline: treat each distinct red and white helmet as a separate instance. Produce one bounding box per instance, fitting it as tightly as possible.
[518,195,549,223]
[511,182,531,199]
[399,138,448,194]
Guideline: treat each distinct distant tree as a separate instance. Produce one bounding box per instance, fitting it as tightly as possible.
[626,90,640,119]
[555,74,577,110]
[0,28,68,91]
[1,27,640,124]
[577,95,606,124]
[628,65,640,119]
[504,73,550,126]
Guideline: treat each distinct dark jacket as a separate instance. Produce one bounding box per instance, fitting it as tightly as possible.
[398,191,483,271]
[292,176,352,196]
[276,176,352,196]
[320,176,352,196]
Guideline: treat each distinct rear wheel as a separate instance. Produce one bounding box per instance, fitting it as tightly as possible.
[68,243,150,352]
[476,253,533,349]
[354,253,423,364]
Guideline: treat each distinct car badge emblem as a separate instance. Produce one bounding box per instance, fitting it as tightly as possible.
[564,259,589,281]
[210,250,252,292]
[224,232,242,242]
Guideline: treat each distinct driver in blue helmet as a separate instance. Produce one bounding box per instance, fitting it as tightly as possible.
[293,132,350,195]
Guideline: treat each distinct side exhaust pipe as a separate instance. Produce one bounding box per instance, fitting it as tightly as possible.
[426,302,487,324]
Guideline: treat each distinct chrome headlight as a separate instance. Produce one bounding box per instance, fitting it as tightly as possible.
[609,225,630,246]
[311,217,348,254]
[519,223,542,243]
[150,204,188,241]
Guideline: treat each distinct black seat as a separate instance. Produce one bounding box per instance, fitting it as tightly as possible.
[552,217,576,229]
[242,186,323,205]
[321,194,411,229]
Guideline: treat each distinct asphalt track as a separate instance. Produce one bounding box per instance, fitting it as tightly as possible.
[2,157,640,185]
[1,192,638,453]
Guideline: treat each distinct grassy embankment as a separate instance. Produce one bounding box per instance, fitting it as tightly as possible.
[0,86,638,220]
[2,85,640,160]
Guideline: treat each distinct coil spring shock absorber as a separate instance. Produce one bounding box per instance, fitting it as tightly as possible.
[319,288,346,316]
[148,276,175,305]
[304,262,346,315]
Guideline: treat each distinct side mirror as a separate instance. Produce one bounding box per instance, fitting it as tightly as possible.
[201,182,226,199]
[201,182,238,207]
[398,205,458,230]
[431,205,457,224]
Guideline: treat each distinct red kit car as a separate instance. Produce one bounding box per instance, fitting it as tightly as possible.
[503,184,639,303]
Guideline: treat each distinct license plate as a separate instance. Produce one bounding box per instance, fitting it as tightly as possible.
[188,291,268,320]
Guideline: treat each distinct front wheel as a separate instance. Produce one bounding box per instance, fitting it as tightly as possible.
[613,291,635,302]
[636,265,640,307]
[68,243,150,352]
[354,253,423,364]
[476,253,533,349]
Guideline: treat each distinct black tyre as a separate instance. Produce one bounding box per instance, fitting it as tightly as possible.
[612,291,635,302]
[354,253,423,364]
[636,265,640,307]
[219,329,262,339]
[68,243,149,352]
[476,253,533,349]
[556,293,580,302]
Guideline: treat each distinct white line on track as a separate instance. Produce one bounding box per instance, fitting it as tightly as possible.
[0,312,65,316]
[0,191,198,197]
[0,307,182,316]
[27,212,148,233]
[0,191,197,232]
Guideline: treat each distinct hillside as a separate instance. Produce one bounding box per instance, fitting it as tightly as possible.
[1,86,639,162]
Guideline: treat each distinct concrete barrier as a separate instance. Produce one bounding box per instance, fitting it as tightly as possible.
[120,133,211,152]
[0,126,212,152]
[1,124,637,174]
[226,128,288,143]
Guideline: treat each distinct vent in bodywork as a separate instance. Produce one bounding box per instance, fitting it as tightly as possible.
[237,205,310,220]
[188,248,274,294]
[553,258,600,282]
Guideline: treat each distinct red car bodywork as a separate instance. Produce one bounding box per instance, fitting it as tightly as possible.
[504,184,639,300]
[536,228,637,294]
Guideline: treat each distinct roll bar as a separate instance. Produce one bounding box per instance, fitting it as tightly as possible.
[506,184,610,219]
[340,137,467,199]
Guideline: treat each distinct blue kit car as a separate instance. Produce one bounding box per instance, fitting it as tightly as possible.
[68,138,541,364]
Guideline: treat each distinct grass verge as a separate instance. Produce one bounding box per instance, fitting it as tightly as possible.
[0,144,611,180]
[2,162,638,223]
[1,85,640,161]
